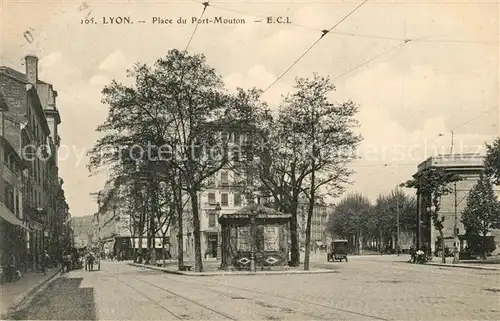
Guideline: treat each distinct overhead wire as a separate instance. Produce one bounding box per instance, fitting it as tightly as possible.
[261,0,369,95]
[211,3,419,42]
[332,40,409,81]
[209,4,323,32]
[412,39,498,44]
[185,1,211,52]
[202,2,498,175]
[352,105,498,169]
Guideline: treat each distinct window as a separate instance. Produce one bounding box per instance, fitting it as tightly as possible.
[232,147,241,162]
[234,193,242,207]
[5,183,14,213]
[208,193,216,205]
[220,171,229,187]
[206,175,215,187]
[245,147,254,161]
[233,172,241,186]
[247,172,254,186]
[208,212,216,227]
[221,193,228,206]
[15,190,19,217]
[233,132,240,145]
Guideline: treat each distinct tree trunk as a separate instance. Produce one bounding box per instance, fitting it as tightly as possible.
[482,233,487,260]
[162,217,172,267]
[150,183,157,265]
[439,230,446,263]
[289,208,300,266]
[303,169,315,271]
[175,185,184,270]
[190,190,203,272]
[379,230,383,252]
[138,227,143,263]
[289,193,301,266]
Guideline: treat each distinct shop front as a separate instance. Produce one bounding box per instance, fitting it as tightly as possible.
[0,202,32,282]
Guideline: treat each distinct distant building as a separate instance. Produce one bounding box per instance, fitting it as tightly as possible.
[71,215,94,248]
[297,201,330,250]
[415,153,500,254]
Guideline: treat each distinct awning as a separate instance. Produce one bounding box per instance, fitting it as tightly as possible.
[0,202,23,227]
[131,237,168,249]
[315,241,324,246]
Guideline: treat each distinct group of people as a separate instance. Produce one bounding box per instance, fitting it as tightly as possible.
[84,251,96,271]
[409,246,427,264]
[60,249,98,273]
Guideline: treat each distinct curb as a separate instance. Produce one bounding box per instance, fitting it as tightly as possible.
[1,269,62,319]
[425,262,499,271]
[128,263,338,276]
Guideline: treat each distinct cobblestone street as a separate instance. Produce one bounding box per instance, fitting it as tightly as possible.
[6,256,499,320]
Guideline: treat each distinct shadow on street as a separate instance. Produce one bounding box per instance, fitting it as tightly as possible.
[7,277,96,320]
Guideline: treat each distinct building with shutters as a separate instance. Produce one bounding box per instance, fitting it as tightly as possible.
[0,55,69,272]
[297,200,331,251]
[188,129,253,260]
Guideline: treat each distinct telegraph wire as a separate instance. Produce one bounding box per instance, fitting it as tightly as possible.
[322,0,368,35]
[332,40,409,81]
[185,1,211,52]
[412,39,498,44]
[211,3,413,41]
[331,31,405,41]
[261,37,323,94]
[351,105,498,169]
[210,4,324,32]
[450,106,498,132]
[208,3,498,45]
[261,0,368,95]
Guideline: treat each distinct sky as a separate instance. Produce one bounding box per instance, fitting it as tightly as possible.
[1,0,499,217]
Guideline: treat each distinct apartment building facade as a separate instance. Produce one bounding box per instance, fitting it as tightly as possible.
[297,201,331,250]
[0,55,68,271]
[168,129,253,260]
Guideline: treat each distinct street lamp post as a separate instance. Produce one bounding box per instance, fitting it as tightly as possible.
[214,203,222,260]
[95,191,102,271]
[426,205,436,256]
[250,214,256,273]
[396,186,400,256]
[453,182,460,264]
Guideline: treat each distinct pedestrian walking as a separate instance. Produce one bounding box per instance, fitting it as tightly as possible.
[86,252,95,271]
[40,250,50,276]
[62,250,72,273]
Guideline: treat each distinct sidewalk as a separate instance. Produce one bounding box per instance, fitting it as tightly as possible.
[0,267,61,318]
[128,262,338,276]
[425,256,500,271]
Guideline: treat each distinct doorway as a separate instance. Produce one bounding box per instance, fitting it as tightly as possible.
[208,235,218,258]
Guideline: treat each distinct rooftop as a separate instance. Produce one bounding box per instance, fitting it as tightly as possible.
[0,66,49,85]
[417,153,485,172]
[219,204,291,223]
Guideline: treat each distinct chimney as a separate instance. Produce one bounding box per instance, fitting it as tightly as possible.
[25,55,38,87]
